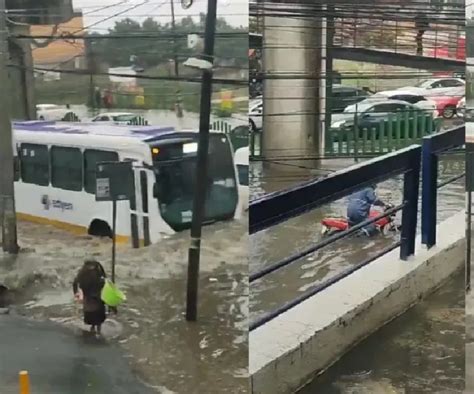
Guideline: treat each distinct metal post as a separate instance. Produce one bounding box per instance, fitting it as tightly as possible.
[111,199,117,283]
[0,0,18,254]
[186,0,217,322]
[324,4,334,154]
[421,138,437,248]
[466,190,472,292]
[400,153,421,260]
[170,0,183,118]
[466,147,473,292]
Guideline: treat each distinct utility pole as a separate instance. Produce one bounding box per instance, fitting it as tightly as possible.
[185,0,217,322]
[0,0,19,254]
[170,0,183,118]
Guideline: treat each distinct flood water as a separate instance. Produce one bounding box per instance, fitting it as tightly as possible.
[0,216,248,394]
[249,154,465,392]
[250,154,465,321]
[298,271,465,393]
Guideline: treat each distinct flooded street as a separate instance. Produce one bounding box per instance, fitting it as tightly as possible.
[250,155,465,321]
[250,152,465,393]
[0,216,248,394]
[298,271,464,393]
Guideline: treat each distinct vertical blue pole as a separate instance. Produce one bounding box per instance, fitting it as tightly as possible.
[400,148,421,260]
[421,137,438,248]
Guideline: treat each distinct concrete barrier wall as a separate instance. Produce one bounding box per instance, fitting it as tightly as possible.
[250,211,465,394]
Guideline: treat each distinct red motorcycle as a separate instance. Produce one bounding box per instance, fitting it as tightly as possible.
[321,205,400,237]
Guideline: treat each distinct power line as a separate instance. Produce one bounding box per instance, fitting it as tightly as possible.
[13,32,247,40]
[13,64,247,85]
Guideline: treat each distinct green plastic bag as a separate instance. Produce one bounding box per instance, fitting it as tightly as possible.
[101,279,126,307]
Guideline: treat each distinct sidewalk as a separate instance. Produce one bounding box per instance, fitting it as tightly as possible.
[0,315,154,394]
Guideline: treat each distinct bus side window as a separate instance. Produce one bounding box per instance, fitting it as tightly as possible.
[83,149,119,194]
[51,146,83,191]
[237,164,249,186]
[20,143,49,186]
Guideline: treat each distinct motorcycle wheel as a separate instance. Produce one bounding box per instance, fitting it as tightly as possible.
[380,225,390,236]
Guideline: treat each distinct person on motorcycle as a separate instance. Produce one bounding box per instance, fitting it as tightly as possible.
[347,184,386,236]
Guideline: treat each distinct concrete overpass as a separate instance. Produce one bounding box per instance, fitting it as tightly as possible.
[250,33,465,72]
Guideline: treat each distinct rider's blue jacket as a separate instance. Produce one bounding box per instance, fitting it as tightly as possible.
[347,187,384,219]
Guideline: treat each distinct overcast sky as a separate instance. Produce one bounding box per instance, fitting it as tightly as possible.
[73,0,248,30]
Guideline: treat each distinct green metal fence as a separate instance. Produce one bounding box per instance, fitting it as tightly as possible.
[248,112,442,159]
[211,120,249,151]
[326,113,442,157]
[61,112,80,122]
[127,116,149,126]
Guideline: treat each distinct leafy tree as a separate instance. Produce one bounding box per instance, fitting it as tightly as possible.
[88,16,246,70]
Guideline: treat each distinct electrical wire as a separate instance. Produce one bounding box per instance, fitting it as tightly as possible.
[12,64,247,85]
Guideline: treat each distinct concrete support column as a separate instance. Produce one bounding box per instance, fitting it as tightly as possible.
[262,4,323,158]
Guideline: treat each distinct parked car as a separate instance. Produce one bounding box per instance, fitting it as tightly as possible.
[331,99,436,138]
[36,104,74,121]
[234,146,249,214]
[372,90,438,118]
[249,99,262,131]
[429,94,464,119]
[330,85,372,113]
[396,77,465,96]
[463,98,474,122]
[91,112,144,125]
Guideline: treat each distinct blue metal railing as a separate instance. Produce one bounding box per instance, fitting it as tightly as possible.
[250,145,422,330]
[421,126,465,248]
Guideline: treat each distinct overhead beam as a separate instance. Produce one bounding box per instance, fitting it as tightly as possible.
[332,47,465,72]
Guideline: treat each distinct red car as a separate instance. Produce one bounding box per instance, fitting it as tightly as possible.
[429,94,464,119]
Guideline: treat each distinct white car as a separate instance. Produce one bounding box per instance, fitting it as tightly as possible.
[249,99,262,131]
[372,90,438,118]
[234,146,249,214]
[396,77,465,96]
[91,112,143,125]
[36,104,72,121]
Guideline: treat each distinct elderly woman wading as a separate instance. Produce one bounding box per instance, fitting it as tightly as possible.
[73,259,107,335]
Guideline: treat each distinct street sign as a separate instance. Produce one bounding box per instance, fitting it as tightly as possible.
[95,160,134,283]
[96,178,110,200]
[95,161,133,202]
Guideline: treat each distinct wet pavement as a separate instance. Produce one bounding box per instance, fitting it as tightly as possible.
[0,216,248,394]
[297,271,465,393]
[0,314,154,394]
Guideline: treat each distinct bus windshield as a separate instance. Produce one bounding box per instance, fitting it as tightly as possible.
[150,133,238,231]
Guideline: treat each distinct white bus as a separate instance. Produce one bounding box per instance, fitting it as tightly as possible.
[12,121,240,246]
[234,146,249,213]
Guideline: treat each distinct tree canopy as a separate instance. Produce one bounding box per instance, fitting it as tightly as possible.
[87,15,247,70]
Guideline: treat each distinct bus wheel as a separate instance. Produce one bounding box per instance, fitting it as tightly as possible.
[88,220,112,239]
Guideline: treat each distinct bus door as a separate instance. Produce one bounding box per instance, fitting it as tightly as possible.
[130,166,152,247]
